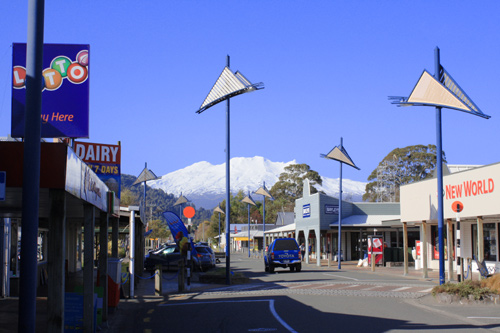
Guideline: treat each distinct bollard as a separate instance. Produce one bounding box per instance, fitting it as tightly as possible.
[155,265,162,296]
[178,260,185,292]
[371,253,375,272]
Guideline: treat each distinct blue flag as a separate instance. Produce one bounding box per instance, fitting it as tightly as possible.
[162,211,197,256]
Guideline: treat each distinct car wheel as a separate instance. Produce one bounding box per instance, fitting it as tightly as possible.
[265,264,269,272]
[290,266,295,272]
[296,264,301,272]
[269,264,275,273]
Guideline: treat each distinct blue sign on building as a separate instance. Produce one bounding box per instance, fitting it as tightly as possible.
[325,204,339,215]
[302,204,311,218]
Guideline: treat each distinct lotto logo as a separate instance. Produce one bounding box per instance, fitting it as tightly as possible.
[13,50,88,91]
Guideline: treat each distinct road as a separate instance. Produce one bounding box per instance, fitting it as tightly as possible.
[109,253,500,333]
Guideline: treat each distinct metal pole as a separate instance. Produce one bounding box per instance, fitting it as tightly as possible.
[456,204,462,282]
[435,47,445,285]
[218,212,221,250]
[129,209,135,298]
[338,137,343,270]
[19,1,44,330]
[225,55,231,285]
[248,196,251,258]
[263,181,266,251]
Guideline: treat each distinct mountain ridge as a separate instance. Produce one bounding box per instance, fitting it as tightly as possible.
[148,156,366,208]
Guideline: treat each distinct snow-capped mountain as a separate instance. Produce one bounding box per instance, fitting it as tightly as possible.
[148,156,367,208]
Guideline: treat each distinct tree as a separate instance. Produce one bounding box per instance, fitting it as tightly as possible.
[363,144,446,202]
[266,164,322,221]
[146,219,171,242]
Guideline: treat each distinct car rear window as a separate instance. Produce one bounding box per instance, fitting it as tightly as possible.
[273,239,299,251]
[195,246,210,253]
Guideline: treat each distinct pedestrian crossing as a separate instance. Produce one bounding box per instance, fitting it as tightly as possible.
[203,281,435,299]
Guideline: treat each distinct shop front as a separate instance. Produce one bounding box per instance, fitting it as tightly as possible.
[401,163,500,277]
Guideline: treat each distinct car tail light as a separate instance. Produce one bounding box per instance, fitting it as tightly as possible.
[270,252,274,260]
[299,251,301,260]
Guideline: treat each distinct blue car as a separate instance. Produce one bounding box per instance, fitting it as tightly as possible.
[264,238,302,273]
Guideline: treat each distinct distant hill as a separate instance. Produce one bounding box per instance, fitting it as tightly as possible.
[148,156,367,209]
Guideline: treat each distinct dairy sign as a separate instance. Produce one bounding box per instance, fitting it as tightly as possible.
[11,43,89,138]
[74,142,121,198]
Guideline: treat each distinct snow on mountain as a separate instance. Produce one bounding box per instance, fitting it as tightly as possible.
[149,156,367,208]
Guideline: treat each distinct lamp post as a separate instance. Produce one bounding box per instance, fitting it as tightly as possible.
[321,137,359,269]
[242,191,256,257]
[196,56,263,285]
[213,204,225,251]
[174,193,189,224]
[254,182,273,251]
[390,47,490,284]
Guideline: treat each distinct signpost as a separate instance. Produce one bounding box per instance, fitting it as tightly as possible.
[452,201,464,281]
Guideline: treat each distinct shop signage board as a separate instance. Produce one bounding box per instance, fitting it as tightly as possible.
[324,204,339,215]
[368,235,384,265]
[303,204,311,218]
[74,141,121,198]
[65,147,107,211]
[401,163,500,222]
[11,43,90,138]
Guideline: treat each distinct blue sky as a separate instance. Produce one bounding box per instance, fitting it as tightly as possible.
[1,1,499,183]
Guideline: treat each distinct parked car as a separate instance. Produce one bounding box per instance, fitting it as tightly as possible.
[264,238,302,273]
[144,244,182,271]
[194,245,215,271]
[195,243,216,267]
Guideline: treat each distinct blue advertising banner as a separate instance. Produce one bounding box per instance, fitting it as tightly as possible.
[12,43,90,138]
[162,211,197,256]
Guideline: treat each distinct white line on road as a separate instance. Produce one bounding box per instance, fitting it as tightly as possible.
[467,317,500,319]
[159,299,298,333]
[322,273,359,281]
[392,286,412,291]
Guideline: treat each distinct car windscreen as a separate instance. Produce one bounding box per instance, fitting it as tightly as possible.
[273,239,299,251]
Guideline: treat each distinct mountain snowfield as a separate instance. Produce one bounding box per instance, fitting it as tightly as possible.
[149,156,367,209]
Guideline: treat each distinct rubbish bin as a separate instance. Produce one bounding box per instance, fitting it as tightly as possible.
[108,258,122,307]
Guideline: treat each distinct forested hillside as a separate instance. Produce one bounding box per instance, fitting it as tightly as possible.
[120,174,212,227]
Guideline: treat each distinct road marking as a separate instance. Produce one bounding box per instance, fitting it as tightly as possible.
[468,317,500,319]
[323,273,359,281]
[361,286,384,291]
[159,299,298,332]
[392,286,412,291]
[420,288,433,293]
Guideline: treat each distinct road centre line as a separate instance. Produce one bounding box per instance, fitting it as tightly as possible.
[159,299,297,333]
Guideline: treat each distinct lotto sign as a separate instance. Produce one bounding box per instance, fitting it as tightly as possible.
[74,142,121,198]
[11,43,90,138]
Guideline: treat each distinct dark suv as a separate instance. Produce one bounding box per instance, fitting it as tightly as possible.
[264,238,302,273]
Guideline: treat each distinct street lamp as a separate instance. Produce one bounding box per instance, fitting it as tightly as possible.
[196,56,263,285]
[173,193,189,224]
[242,191,256,257]
[132,162,160,225]
[321,137,359,269]
[213,204,225,250]
[390,47,490,284]
[254,182,273,251]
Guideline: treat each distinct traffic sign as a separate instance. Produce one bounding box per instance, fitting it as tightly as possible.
[183,206,195,219]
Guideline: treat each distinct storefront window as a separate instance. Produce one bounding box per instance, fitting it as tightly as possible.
[472,223,497,261]
[431,225,454,260]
